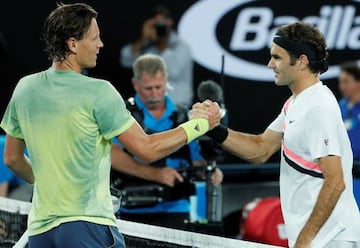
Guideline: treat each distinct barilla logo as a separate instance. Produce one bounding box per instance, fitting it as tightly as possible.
[178,0,360,82]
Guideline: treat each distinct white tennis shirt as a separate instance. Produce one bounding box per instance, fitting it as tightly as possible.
[268,82,360,247]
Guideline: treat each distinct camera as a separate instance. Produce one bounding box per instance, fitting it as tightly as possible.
[154,21,169,38]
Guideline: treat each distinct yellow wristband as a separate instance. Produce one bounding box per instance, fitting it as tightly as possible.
[179,118,209,144]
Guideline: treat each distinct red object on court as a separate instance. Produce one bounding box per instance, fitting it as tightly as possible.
[240,197,288,247]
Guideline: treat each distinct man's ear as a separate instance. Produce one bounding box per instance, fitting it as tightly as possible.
[132,78,139,92]
[167,18,174,28]
[298,54,309,70]
[66,37,77,54]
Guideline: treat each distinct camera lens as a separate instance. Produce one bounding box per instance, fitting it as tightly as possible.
[154,21,169,37]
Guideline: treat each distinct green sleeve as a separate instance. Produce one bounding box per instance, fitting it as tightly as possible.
[93,82,135,140]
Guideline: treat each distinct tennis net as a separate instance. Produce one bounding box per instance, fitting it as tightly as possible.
[0,196,282,248]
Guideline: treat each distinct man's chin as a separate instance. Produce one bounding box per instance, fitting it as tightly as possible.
[274,79,288,86]
[146,102,161,109]
[83,63,96,69]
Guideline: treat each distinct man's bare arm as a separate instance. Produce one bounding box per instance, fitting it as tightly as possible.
[117,121,188,163]
[111,143,183,187]
[221,128,282,164]
[3,135,34,184]
[189,101,282,164]
[294,155,345,248]
[117,102,220,163]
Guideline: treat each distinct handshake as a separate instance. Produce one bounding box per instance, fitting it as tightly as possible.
[180,99,228,145]
[189,100,222,130]
[187,100,228,144]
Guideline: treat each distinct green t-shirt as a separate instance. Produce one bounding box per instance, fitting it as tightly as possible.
[0,68,135,236]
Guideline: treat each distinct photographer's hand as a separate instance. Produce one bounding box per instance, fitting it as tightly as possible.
[211,168,223,186]
[131,19,156,56]
[151,166,184,187]
[141,19,156,42]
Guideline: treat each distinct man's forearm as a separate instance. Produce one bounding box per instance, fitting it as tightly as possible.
[111,143,183,186]
[3,135,34,184]
[7,155,34,184]
[139,128,188,163]
[295,177,345,247]
[111,144,157,182]
[221,129,279,164]
[120,119,209,164]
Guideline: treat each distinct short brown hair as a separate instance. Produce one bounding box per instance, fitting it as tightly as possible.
[276,21,329,74]
[42,3,98,61]
[132,54,168,82]
[340,61,360,81]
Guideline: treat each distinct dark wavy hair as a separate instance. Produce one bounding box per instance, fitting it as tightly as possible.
[42,2,98,61]
[340,61,360,81]
[277,21,329,74]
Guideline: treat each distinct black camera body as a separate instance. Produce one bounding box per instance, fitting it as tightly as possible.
[154,21,169,37]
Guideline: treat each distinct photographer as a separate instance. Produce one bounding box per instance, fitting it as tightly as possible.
[112,54,223,230]
[120,5,194,107]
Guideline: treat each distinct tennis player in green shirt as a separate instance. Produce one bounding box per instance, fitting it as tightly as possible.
[0,3,220,247]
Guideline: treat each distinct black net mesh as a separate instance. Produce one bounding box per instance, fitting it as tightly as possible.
[0,198,30,248]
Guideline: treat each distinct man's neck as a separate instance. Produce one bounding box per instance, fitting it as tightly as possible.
[349,92,360,105]
[148,102,166,119]
[52,58,81,73]
[149,108,165,119]
[155,35,170,51]
[290,73,319,97]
